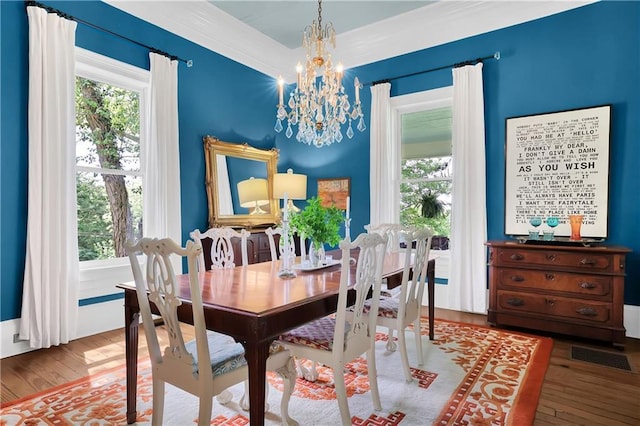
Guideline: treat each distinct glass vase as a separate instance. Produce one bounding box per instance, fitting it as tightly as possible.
[308,243,325,267]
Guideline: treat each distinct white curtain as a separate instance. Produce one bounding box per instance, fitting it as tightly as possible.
[216,154,233,215]
[144,53,182,247]
[369,82,399,226]
[20,7,78,348]
[448,63,487,313]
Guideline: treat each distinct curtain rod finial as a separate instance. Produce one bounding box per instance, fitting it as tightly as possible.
[494,51,501,60]
[186,59,193,68]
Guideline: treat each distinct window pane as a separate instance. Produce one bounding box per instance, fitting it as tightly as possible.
[76,171,143,261]
[76,75,142,262]
[75,77,140,172]
[400,157,452,237]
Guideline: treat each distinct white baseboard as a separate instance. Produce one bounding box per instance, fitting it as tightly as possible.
[624,304,640,339]
[1,300,124,359]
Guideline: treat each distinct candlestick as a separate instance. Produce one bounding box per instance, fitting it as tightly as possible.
[354,77,361,104]
[346,196,350,220]
[336,63,343,87]
[277,76,284,105]
[296,63,303,88]
[345,196,351,240]
[278,192,296,278]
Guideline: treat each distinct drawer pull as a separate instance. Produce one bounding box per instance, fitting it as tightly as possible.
[510,275,525,282]
[546,254,557,261]
[576,307,598,317]
[545,273,555,280]
[507,297,525,307]
[580,258,597,266]
[580,282,597,289]
[546,298,555,306]
[510,254,524,261]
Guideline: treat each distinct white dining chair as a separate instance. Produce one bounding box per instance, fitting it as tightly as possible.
[265,226,307,261]
[126,237,297,425]
[363,227,433,383]
[190,227,249,270]
[364,223,409,298]
[278,232,388,425]
[364,223,406,253]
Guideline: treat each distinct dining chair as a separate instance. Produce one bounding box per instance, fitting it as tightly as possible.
[190,227,249,270]
[278,232,388,425]
[364,223,406,253]
[364,223,408,298]
[363,227,433,383]
[265,226,307,261]
[126,237,297,426]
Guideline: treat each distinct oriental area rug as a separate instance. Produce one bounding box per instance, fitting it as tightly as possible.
[1,319,552,425]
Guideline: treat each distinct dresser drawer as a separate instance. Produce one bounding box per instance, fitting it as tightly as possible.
[496,248,612,271]
[496,268,612,298]
[497,290,612,324]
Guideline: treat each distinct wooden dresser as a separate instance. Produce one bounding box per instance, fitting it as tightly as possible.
[486,240,630,346]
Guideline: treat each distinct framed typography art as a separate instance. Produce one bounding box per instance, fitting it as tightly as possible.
[504,105,611,239]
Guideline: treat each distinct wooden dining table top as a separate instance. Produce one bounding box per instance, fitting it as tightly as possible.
[159,249,411,317]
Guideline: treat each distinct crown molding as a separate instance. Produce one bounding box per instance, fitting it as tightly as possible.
[331,1,597,71]
[104,0,597,81]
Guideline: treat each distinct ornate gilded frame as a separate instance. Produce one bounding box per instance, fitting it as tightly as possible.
[203,136,279,228]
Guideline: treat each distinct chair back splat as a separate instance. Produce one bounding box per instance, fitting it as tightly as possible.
[364,223,406,253]
[265,226,307,261]
[190,227,249,270]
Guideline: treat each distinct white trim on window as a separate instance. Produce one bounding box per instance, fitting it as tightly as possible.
[75,48,149,286]
[392,87,454,308]
[76,47,149,90]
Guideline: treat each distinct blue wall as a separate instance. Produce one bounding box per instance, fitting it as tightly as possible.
[2,1,638,322]
[275,1,640,305]
[0,0,279,320]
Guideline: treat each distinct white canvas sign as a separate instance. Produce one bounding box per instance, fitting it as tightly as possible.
[505,105,611,238]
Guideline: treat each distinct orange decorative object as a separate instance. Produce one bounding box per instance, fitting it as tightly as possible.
[569,214,584,240]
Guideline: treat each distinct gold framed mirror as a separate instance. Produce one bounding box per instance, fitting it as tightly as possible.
[203,136,279,228]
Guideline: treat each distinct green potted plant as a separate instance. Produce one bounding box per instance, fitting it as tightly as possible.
[289,196,344,266]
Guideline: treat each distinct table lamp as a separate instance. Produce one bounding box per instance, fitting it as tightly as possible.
[237,177,269,215]
[273,168,307,213]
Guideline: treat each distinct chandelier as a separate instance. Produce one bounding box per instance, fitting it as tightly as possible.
[275,0,366,148]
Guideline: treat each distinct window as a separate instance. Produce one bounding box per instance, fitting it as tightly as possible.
[397,103,452,242]
[75,48,149,267]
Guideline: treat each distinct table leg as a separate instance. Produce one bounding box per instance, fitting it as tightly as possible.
[427,259,435,340]
[243,340,271,426]
[124,291,140,424]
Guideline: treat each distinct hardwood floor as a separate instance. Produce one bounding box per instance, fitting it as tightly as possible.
[2,308,639,425]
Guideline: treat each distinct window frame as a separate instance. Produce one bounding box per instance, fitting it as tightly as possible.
[390,87,454,291]
[75,47,149,271]
[390,87,453,224]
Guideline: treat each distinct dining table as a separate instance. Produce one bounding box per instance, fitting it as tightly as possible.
[116,249,436,425]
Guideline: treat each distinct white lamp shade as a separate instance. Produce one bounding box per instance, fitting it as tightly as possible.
[237,177,269,207]
[274,168,307,200]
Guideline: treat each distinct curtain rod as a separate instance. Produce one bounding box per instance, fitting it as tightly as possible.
[368,51,500,86]
[25,1,193,67]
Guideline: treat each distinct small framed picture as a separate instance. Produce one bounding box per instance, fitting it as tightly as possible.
[317,177,350,209]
